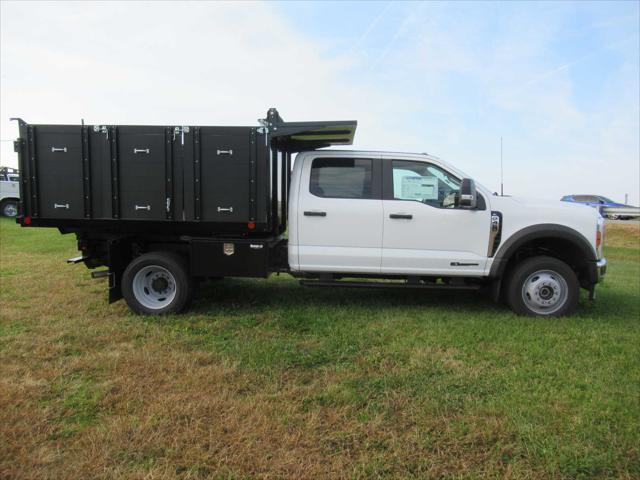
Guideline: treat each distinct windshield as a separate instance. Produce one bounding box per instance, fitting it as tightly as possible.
[423,156,490,196]
[392,161,462,208]
[425,165,460,190]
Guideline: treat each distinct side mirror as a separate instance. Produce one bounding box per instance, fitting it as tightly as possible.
[459,178,477,209]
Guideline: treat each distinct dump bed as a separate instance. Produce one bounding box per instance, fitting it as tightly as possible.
[13,108,356,236]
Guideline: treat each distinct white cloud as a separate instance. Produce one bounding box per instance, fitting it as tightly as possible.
[0,1,405,161]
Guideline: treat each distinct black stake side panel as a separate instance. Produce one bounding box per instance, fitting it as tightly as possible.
[17,123,275,235]
[117,126,167,220]
[34,125,84,219]
[182,126,270,226]
[199,127,251,222]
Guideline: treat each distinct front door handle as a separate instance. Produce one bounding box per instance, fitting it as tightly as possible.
[389,213,413,219]
[304,211,327,217]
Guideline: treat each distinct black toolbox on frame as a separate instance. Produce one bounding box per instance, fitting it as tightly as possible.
[12,108,357,237]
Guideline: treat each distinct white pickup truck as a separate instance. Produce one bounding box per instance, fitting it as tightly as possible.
[0,167,20,217]
[14,111,606,317]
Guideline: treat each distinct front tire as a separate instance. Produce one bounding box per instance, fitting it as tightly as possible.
[505,256,579,317]
[122,252,193,315]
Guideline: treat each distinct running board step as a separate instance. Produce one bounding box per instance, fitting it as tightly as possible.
[299,280,481,290]
[91,270,111,279]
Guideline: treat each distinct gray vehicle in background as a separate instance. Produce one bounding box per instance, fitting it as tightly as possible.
[561,194,638,220]
[0,167,20,217]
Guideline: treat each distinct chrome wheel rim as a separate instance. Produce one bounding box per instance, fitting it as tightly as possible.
[3,203,17,217]
[132,265,177,310]
[521,269,568,315]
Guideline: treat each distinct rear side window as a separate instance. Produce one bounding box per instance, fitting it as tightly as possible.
[310,158,373,199]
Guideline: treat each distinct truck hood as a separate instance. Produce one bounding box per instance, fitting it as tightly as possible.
[486,195,600,256]
[489,195,599,216]
[490,196,601,226]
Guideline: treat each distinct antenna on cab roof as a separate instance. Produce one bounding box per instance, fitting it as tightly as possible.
[500,136,504,196]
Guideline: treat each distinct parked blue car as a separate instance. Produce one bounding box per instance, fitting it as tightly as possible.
[561,194,633,219]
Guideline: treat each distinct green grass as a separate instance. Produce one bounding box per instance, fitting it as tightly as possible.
[0,217,639,479]
[41,372,103,438]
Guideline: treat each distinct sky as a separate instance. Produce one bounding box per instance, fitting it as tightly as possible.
[1,1,639,204]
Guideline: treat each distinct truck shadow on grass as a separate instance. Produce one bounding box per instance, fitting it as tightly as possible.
[193,277,493,309]
[185,276,635,322]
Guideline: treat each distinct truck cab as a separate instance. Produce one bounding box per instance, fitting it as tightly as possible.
[288,151,606,316]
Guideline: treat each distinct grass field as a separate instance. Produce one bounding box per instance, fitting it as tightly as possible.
[1,217,638,479]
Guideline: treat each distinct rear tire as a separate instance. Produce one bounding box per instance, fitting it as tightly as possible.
[122,252,193,315]
[505,256,579,317]
[1,200,18,217]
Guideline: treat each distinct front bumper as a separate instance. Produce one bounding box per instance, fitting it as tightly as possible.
[596,257,607,282]
[586,257,607,300]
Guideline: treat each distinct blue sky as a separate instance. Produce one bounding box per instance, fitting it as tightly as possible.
[1,1,639,203]
[272,1,640,202]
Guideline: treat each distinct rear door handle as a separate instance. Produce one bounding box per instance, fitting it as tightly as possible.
[389,213,413,219]
[304,211,327,217]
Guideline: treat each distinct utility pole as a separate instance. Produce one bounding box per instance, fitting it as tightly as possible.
[625,193,628,204]
[500,137,504,196]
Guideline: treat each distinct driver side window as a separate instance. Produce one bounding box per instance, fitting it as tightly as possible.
[391,160,461,208]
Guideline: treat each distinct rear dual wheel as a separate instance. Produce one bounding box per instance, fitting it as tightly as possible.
[122,252,193,315]
[506,256,579,317]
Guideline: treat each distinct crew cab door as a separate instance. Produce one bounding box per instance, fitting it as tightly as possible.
[381,158,490,276]
[295,155,383,273]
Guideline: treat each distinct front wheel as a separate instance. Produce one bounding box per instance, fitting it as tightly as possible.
[505,256,579,317]
[122,252,193,315]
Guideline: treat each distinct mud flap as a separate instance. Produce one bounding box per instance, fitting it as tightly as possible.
[487,278,502,303]
[107,239,129,303]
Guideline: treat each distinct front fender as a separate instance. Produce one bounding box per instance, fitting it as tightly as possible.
[489,223,597,279]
